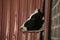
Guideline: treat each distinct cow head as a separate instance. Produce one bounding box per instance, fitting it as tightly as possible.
[20,9,44,31]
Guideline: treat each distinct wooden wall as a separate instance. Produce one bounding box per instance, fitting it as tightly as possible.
[0,0,50,40]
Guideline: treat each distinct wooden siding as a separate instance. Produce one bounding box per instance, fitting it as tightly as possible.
[0,0,50,40]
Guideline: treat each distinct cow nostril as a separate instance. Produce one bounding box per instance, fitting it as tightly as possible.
[20,27,23,31]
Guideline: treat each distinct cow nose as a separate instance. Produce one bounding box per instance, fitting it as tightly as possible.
[20,27,23,31]
[20,27,27,31]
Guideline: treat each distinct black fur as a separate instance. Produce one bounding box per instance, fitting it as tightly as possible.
[24,9,44,31]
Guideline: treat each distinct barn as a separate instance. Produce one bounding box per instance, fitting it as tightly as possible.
[0,0,52,40]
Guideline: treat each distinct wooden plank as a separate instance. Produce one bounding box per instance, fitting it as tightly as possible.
[17,0,22,40]
[9,0,19,40]
[5,0,10,40]
[1,0,8,40]
[36,0,42,9]
[44,0,50,40]
[0,0,2,40]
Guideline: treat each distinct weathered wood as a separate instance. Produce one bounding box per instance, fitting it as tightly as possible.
[44,0,51,40]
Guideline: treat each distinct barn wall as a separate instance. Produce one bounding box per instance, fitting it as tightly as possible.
[0,0,43,40]
[51,0,60,40]
[0,0,2,40]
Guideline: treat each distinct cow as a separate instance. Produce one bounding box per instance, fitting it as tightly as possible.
[20,9,44,31]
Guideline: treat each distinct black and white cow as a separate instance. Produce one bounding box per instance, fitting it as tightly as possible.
[20,9,44,31]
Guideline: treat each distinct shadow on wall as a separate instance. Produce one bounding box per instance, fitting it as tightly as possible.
[48,0,52,40]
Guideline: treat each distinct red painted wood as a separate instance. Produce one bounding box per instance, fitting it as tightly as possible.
[44,0,50,40]
[18,0,22,40]
[1,0,9,40]
[9,0,19,40]
[0,0,2,40]
[4,0,10,40]
[0,0,51,40]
